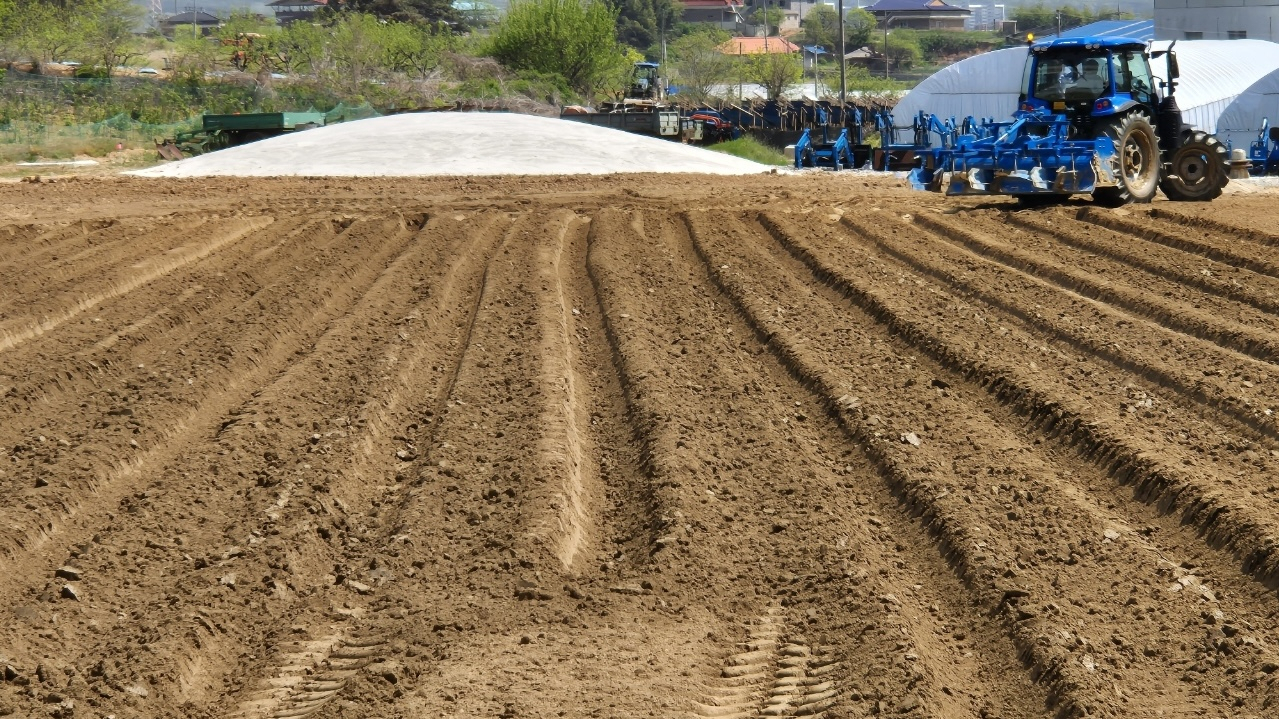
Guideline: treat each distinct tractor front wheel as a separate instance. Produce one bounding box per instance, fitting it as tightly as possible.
[1094,113,1160,207]
[1159,131,1229,201]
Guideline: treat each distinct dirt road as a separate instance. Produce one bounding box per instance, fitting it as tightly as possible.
[1,174,1277,719]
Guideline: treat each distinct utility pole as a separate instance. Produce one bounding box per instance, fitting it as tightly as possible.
[763,0,769,54]
[884,15,894,80]
[837,0,846,106]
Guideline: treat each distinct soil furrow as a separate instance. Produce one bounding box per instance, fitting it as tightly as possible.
[694,209,1279,717]
[1002,210,1279,318]
[914,211,1279,367]
[652,208,1051,719]
[8,173,1279,719]
[223,211,510,719]
[0,215,272,355]
[763,209,1279,608]
[1077,207,1279,279]
[0,216,211,317]
[0,218,115,273]
[0,215,319,418]
[841,210,1279,445]
[0,214,426,717]
[0,216,420,674]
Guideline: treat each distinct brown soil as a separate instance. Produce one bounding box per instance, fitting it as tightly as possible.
[1,174,1278,719]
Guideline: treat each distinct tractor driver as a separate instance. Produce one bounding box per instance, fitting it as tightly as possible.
[1037,58,1067,99]
[1074,58,1107,97]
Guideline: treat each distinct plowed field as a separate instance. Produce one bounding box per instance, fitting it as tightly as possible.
[2,175,1278,719]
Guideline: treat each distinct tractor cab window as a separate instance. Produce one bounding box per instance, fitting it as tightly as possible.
[1115,51,1154,102]
[1033,52,1110,101]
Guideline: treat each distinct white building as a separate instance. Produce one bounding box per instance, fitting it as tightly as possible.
[1155,0,1279,41]
[964,3,1005,31]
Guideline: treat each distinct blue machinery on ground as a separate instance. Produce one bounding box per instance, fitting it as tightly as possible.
[1249,118,1279,176]
[905,36,1229,205]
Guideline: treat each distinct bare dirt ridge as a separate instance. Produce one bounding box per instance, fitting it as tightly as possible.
[1,174,1278,719]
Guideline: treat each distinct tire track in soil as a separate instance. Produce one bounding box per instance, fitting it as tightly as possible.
[843,209,1279,446]
[0,214,271,355]
[689,208,1279,718]
[774,208,1279,591]
[746,209,1279,716]
[593,208,1049,719]
[0,216,423,703]
[222,211,509,719]
[694,607,842,719]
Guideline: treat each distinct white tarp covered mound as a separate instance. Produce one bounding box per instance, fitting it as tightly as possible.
[893,40,1279,136]
[1214,70,1279,153]
[131,113,771,178]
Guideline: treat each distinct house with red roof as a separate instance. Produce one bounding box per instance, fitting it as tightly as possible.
[718,36,802,55]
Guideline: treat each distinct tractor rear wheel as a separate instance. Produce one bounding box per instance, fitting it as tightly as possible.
[1093,113,1160,207]
[1159,131,1229,201]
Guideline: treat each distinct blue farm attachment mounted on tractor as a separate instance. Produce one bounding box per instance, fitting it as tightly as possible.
[1248,118,1279,176]
[908,37,1229,205]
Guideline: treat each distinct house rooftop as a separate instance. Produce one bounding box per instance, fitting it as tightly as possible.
[865,0,969,12]
[719,36,801,54]
[163,10,221,23]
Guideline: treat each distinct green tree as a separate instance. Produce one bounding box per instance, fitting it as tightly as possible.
[746,51,801,100]
[1011,3,1054,32]
[873,29,921,70]
[276,20,328,76]
[609,0,678,50]
[669,27,732,102]
[346,0,462,26]
[172,34,219,82]
[489,0,626,93]
[844,7,876,50]
[801,3,838,50]
[329,12,393,83]
[750,6,786,34]
[384,21,456,79]
[79,0,145,77]
[16,2,82,69]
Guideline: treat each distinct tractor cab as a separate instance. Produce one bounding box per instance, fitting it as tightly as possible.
[1020,38,1158,139]
[628,62,663,102]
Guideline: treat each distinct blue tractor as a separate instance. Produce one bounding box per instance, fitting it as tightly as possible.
[909,37,1229,205]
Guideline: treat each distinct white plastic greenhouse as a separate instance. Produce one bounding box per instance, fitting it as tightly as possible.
[891,40,1279,143]
[1214,70,1279,153]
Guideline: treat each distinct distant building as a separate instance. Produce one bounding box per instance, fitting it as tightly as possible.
[963,3,1005,31]
[681,0,747,31]
[739,0,820,32]
[267,0,327,25]
[865,0,971,30]
[1155,0,1279,40]
[160,10,222,37]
